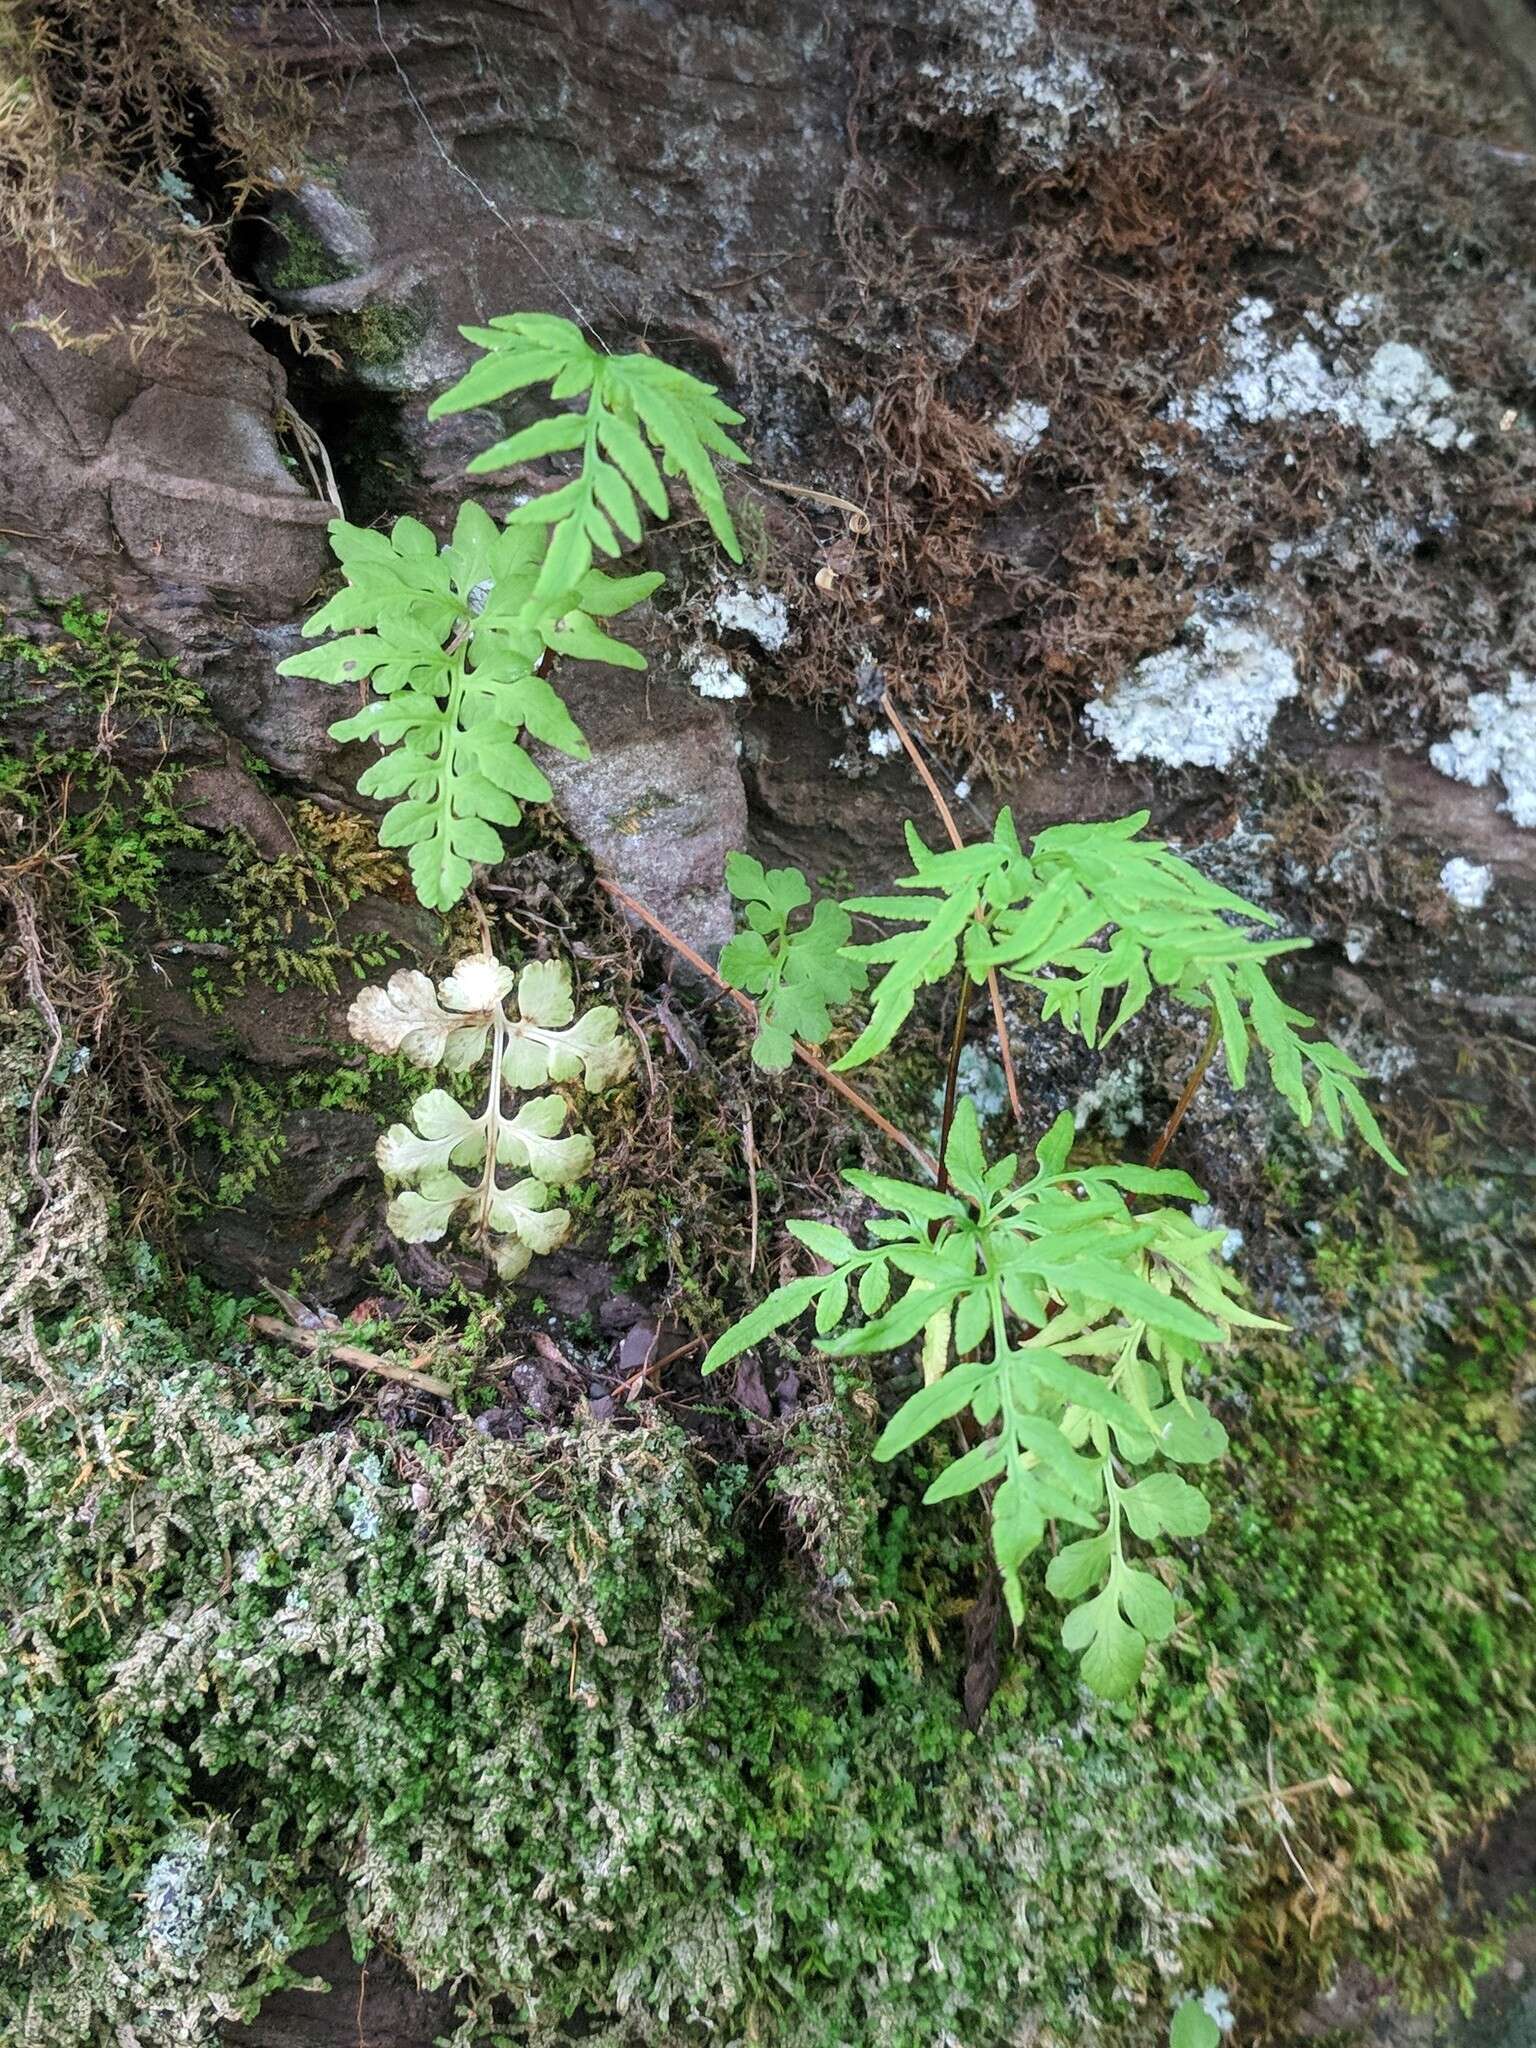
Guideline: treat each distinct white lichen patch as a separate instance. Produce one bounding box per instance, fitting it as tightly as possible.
[710,584,790,651]
[1170,297,1474,452]
[1190,1205,1244,1264]
[1429,674,1536,827]
[1073,1058,1146,1138]
[994,398,1051,452]
[1439,856,1493,910]
[1202,1987,1238,2035]
[867,726,904,758]
[915,0,1118,167]
[687,652,749,701]
[1084,605,1299,771]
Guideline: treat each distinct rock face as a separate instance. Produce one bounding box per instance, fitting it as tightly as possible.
[546,659,749,957]
[0,251,332,615]
[3,3,1535,2045]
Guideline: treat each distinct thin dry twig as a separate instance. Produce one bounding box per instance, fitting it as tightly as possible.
[878,691,1023,1122]
[1146,1018,1221,1169]
[755,474,872,534]
[249,1315,453,1400]
[742,1104,760,1273]
[599,877,940,1181]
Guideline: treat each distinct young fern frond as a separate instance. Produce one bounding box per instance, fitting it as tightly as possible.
[832,808,1402,1168]
[428,311,748,592]
[349,956,633,1277]
[282,315,748,912]
[278,504,661,909]
[704,1100,1281,1698]
[719,854,868,1069]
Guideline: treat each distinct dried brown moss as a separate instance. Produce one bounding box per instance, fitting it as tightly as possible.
[0,0,317,353]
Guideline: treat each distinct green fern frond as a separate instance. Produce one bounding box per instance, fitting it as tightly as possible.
[833,812,1030,1069]
[833,808,1403,1168]
[702,1100,1275,1698]
[429,313,747,590]
[278,505,660,910]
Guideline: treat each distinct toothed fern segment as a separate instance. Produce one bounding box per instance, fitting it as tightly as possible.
[838,809,1401,1167]
[277,505,661,910]
[704,1101,1278,1698]
[428,312,747,591]
[720,854,868,1070]
[348,956,633,1278]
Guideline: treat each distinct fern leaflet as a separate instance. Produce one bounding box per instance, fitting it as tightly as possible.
[719,855,867,1069]
[428,312,747,592]
[278,504,660,910]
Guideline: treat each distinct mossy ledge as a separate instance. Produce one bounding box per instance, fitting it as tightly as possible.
[3,1166,1531,2045]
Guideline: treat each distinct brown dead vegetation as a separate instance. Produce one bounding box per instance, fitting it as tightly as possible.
[757,11,1535,796]
[0,0,316,353]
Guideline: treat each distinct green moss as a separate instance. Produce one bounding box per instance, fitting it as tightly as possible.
[0,599,208,729]
[162,1051,420,1212]
[3,1227,1531,2046]
[268,216,353,291]
[172,803,406,1014]
[326,299,425,368]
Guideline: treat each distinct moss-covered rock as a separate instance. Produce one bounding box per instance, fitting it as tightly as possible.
[3,1199,1530,2046]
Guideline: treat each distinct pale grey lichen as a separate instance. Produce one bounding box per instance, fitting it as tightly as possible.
[1190,1205,1244,1264]
[1083,605,1299,772]
[1073,1058,1147,1138]
[1203,1985,1238,2034]
[1170,297,1474,452]
[687,652,750,702]
[915,0,1118,168]
[711,584,790,651]
[1439,856,1493,910]
[142,1837,214,1972]
[1429,674,1536,828]
[930,1044,1010,1136]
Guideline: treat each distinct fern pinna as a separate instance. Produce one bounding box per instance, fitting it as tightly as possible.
[280,314,746,910]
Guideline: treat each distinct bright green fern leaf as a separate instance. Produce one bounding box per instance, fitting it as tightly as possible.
[278,505,661,910]
[720,854,868,1069]
[428,313,747,592]
[835,807,1403,1167]
[702,1098,1277,1696]
[833,811,1030,1069]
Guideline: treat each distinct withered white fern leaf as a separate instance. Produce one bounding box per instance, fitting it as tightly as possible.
[349,955,632,1277]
